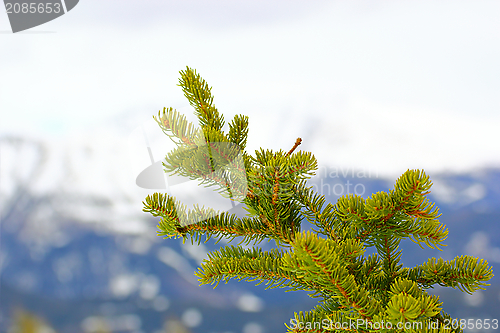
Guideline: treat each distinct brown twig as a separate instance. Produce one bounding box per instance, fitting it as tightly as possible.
[286,138,302,157]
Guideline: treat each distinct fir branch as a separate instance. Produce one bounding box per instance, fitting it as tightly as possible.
[195,246,322,293]
[178,66,225,131]
[414,256,494,294]
[143,68,493,333]
[228,114,249,150]
[292,180,340,241]
[392,169,441,220]
[286,231,382,319]
[154,106,200,146]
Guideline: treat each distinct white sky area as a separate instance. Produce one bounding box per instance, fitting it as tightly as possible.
[1,0,500,178]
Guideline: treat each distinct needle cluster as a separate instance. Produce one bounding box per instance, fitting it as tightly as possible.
[143,67,493,333]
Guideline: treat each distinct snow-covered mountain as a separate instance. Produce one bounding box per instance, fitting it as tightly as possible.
[0,129,309,333]
[1,117,499,332]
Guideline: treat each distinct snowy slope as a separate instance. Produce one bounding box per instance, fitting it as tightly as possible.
[1,110,499,332]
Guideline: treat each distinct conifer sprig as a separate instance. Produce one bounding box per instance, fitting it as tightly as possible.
[195,246,322,293]
[143,67,494,333]
[178,66,225,131]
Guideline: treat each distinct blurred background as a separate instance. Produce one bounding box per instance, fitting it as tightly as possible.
[1,1,499,332]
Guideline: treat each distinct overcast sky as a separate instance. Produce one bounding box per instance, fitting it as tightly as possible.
[1,0,499,177]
